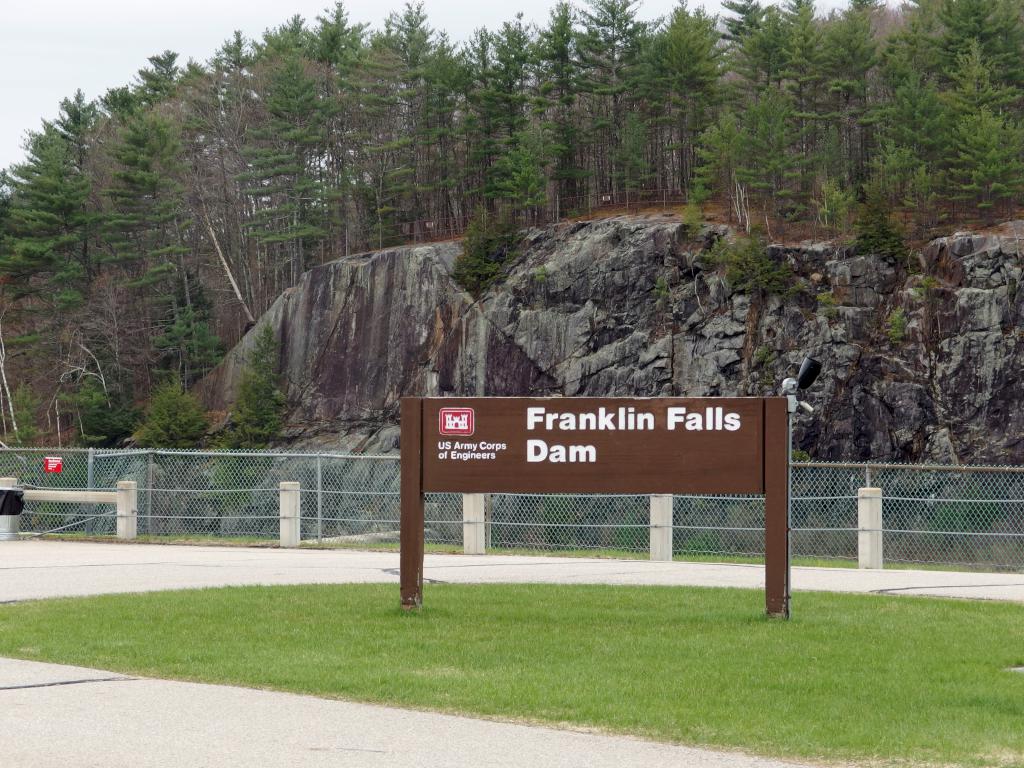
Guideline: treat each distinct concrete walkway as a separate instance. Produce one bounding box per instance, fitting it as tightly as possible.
[1,539,1023,604]
[0,657,809,768]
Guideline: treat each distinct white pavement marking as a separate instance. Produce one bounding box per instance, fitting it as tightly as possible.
[0,658,812,768]
[1,540,1023,603]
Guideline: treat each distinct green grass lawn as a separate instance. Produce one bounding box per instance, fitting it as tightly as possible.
[1,585,1023,766]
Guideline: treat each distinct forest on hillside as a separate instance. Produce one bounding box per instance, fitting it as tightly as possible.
[0,0,1022,447]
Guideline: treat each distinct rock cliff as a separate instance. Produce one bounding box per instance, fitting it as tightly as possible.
[196,216,1024,462]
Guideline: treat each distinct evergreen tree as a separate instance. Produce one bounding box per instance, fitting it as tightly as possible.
[721,0,763,44]
[68,379,138,447]
[153,276,222,386]
[782,0,824,194]
[537,2,587,213]
[696,111,748,226]
[579,0,648,197]
[742,90,799,217]
[936,0,1024,92]
[222,325,286,448]
[492,130,548,214]
[308,2,366,71]
[134,379,208,448]
[943,40,1016,118]
[1,106,97,309]
[821,2,877,182]
[135,51,180,106]
[855,178,906,260]
[735,4,789,93]
[949,109,1024,220]
[647,3,721,190]
[241,54,327,285]
[616,112,651,200]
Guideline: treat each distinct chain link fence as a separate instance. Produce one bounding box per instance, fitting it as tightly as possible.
[1,449,1022,572]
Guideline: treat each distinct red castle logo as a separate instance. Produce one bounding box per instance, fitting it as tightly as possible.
[439,408,475,436]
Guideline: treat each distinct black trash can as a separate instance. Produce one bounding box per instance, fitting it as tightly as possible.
[0,486,24,540]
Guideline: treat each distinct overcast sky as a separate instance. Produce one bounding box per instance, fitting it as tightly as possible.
[0,0,847,172]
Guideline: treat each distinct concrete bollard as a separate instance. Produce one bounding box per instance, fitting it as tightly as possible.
[279,482,301,547]
[858,487,883,569]
[463,493,486,555]
[116,481,138,540]
[649,494,673,562]
[0,476,19,541]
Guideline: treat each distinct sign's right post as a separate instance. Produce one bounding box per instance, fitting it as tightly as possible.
[763,397,791,618]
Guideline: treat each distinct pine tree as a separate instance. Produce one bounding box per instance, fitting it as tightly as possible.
[721,0,764,44]
[153,276,222,386]
[821,2,877,183]
[537,2,587,214]
[134,379,209,448]
[735,4,789,93]
[492,130,548,216]
[135,51,180,106]
[695,111,749,227]
[782,0,824,195]
[742,90,799,218]
[0,98,97,310]
[937,0,1024,92]
[855,178,906,260]
[647,3,721,191]
[241,54,327,286]
[222,325,286,448]
[578,0,648,198]
[943,40,1016,118]
[68,379,138,447]
[950,109,1024,220]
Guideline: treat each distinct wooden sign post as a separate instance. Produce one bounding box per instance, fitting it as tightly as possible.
[401,397,791,618]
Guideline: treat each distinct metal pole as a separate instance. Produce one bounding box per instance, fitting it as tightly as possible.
[316,454,323,544]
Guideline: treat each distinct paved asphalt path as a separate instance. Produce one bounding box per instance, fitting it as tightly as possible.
[2,540,1022,767]
[2,539,1023,603]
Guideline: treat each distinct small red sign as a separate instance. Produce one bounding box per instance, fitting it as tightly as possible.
[43,456,63,473]
[439,408,475,436]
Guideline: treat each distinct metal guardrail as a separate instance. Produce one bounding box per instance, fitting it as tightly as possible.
[1,449,1021,572]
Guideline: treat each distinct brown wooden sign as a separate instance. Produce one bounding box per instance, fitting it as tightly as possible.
[421,398,765,495]
[401,396,791,618]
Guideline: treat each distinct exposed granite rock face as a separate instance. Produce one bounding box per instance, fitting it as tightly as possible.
[196,216,1024,462]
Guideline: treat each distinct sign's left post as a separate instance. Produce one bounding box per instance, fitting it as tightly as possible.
[400,397,425,609]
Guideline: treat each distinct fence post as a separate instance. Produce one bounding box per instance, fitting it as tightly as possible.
[316,454,323,544]
[858,487,883,569]
[463,493,486,555]
[146,450,154,536]
[86,447,95,534]
[0,476,19,541]
[279,482,301,547]
[116,480,138,540]
[650,494,673,562]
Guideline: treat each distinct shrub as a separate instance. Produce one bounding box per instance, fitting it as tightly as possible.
[452,208,519,296]
[134,379,208,448]
[886,308,908,344]
[816,291,839,319]
[708,235,796,299]
[69,379,139,447]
